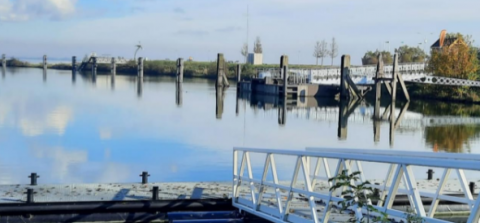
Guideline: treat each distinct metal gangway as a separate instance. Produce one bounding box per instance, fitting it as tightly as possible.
[77,53,129,71]
[233,147,480,223]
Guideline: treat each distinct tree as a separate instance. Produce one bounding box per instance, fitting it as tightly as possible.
[396,45,427,63]
[240,43,248,63]
[428,33,479,97]
[329,37,338,66]
[253,36,263,54]
[361,51,392,65]
[313,40,328,66]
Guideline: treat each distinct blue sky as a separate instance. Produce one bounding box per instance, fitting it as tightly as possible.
[0,0,479,65]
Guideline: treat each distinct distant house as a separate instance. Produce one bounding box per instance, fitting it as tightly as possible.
[430,30,467,51]
[247,53,263,65]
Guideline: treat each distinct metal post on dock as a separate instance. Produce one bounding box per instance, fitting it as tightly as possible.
[176,58,184,83]
[43,55,47,70]
[26,188,34,203]
[111,57,116,75]
[138,57,144,79]
[427,169,434,180]
[29,173,40,186]
[152,186,159,200]
[140,171,150,184]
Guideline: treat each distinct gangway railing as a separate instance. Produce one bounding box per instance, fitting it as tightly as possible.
[232,147,480,223]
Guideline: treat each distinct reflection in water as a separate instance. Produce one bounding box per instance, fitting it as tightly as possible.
[72,71,76,85]
[176,83,183,106]
[425,125,480,153]
[216,86,226,119]
[137,78,143,98]
[3,68,480,184]
[1,67,5,79]
[43,69,47,82]
[111,74,115,90]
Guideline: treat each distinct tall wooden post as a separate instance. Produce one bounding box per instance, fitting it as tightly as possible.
[138,57,144,78]
[176,58,184,83]
[283,65,288,97]
[340,55,351,99]
[1,54,5,69]
[111,57,116,75]
[92,57,97,75]
[216,53,225,87]
[72,56,76,73]
[392,54,398,102]
[43,55,47,70]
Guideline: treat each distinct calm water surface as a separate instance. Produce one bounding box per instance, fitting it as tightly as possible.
[1,67,480,184]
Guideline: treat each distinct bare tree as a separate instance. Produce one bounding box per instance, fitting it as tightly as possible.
[253,36,263,54]
[313,40,328,66]
[329,37,338,66]
[241,43,248,63]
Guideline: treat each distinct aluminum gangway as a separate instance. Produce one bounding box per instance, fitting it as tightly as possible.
[232,147,480,223]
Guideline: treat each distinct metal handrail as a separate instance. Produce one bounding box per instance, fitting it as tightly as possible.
[232,147,480,223]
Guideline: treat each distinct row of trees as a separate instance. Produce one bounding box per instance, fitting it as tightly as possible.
[361,46,427,65]
[240,37,263,63]
[313,37,338,66]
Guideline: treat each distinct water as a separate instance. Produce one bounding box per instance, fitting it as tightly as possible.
[1,67,480,185]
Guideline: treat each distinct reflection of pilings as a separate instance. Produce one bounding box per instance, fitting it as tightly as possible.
[373,99,381,143]
[216,86,225,119]
[278,98,286,126]
[138,57,144,78]
[236,90,239,116]
[1,54,5,69]
[1,66,5,79]
[137,78,143,98]
[43,69,47,82]
[72,56,76,74]
[338,100,348,140]
[110,74,115,90]
[176,82,183,106]
[389,101,396,146]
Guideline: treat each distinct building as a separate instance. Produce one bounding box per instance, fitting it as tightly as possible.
[430,30,467,51]
[247,53,263,65]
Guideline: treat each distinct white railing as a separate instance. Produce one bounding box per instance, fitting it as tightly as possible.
[232,147,480,223]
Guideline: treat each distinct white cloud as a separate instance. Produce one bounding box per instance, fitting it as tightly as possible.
[0,0,77,21]
[19,106,73,137]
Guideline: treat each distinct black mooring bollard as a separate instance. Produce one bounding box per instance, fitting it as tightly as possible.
[152,186,159,200]
[140,171,150,184]
[29,173,39,186]
[427,169,434,180]
[26,188,34,203]
[470,182,476,195]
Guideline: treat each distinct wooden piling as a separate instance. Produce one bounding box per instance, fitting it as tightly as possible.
[138,57,144,78]
[72,56,76,73]
[373,54,383,142]
[1,54,5,69]
[176,58,184,83]
[43,55,47,70]
[392,54,399,102]
[216,86,224,119]
[338,99,348,140]
[282,65,288,98]
[111,57,116,75]
[216,54,229,87]
[92,57,97,75]
[339,55,351,99]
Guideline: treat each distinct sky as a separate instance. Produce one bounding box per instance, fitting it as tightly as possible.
[0,0,479,65]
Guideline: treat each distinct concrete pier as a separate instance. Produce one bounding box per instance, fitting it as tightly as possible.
[176,58,184,83]
[138,57,144,78]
